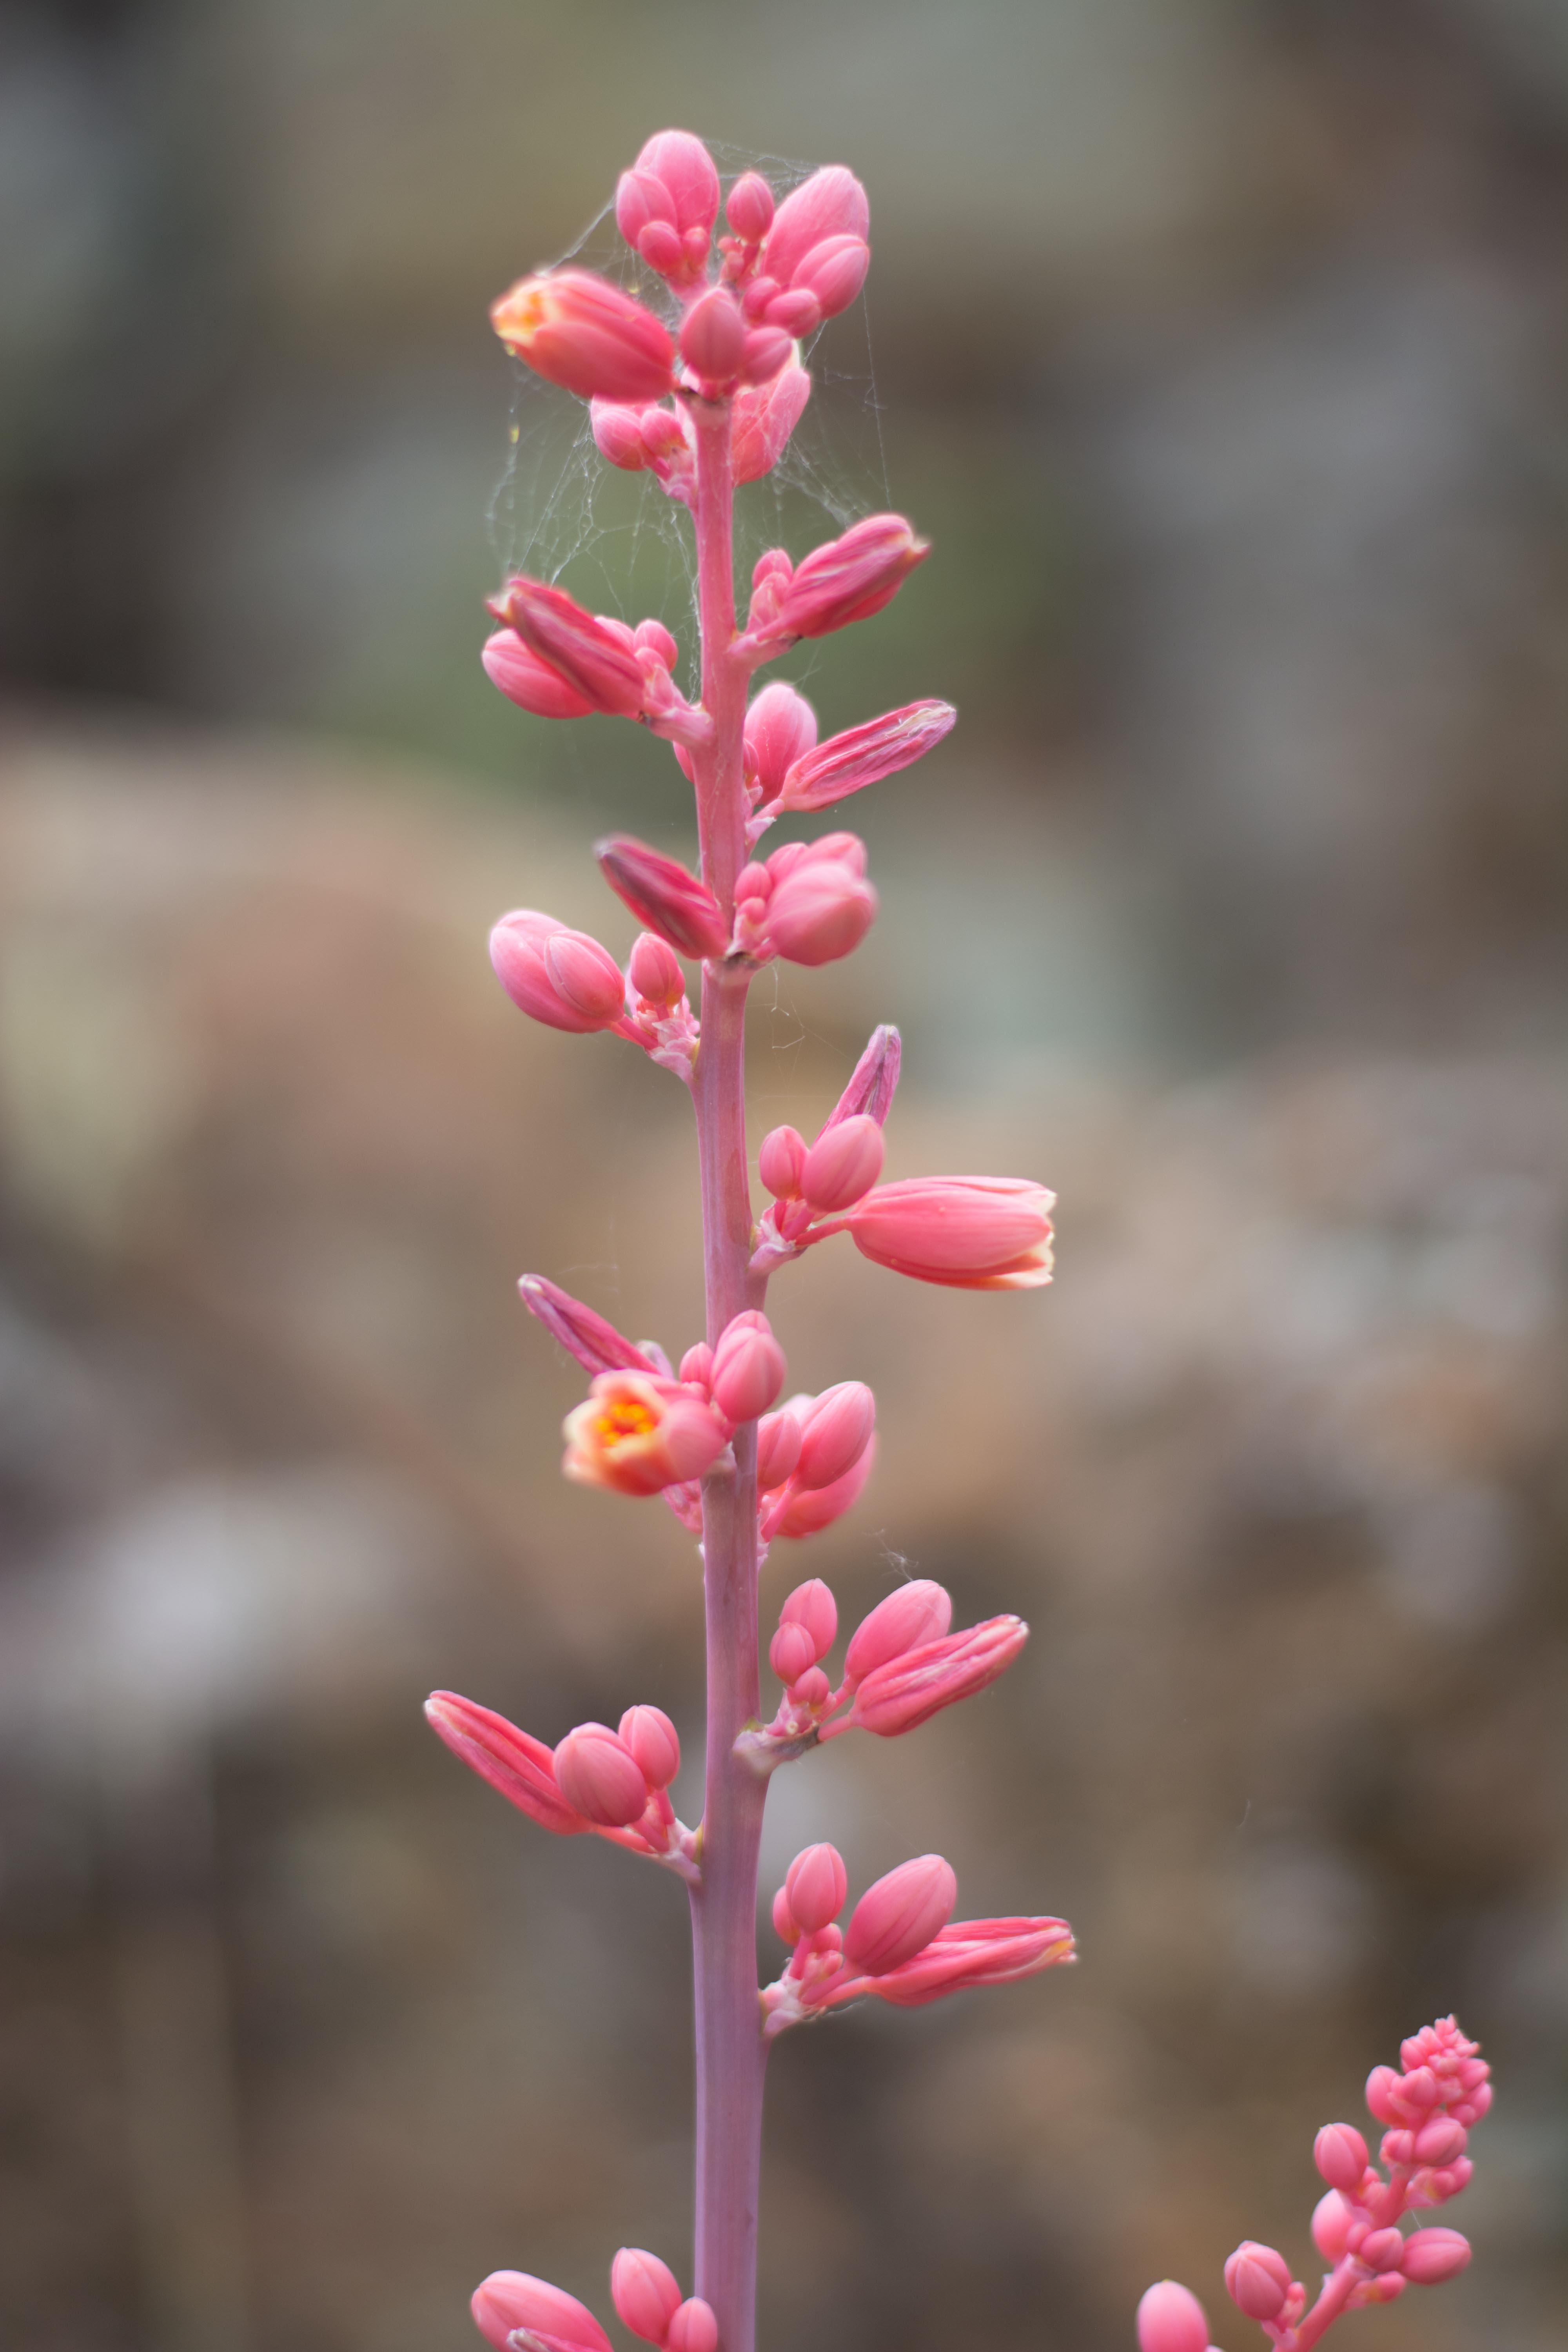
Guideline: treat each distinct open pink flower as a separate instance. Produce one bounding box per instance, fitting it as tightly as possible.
[563,1370,729,1497]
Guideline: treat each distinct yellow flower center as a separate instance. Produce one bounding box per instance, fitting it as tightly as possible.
[596,1399,659,1447]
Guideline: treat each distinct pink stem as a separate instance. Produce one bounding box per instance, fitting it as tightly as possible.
[686,392,768,2352]
[1288,2258,1359,2350]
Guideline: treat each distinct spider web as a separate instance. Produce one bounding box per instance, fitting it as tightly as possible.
[484,141,893,703]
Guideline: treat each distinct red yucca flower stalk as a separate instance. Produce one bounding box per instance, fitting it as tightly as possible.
[426,127,1492,2352]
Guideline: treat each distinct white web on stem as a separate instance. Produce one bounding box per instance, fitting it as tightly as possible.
[484,140,893,702]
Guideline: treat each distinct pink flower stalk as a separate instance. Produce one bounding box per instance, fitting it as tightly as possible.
[844,1175,1056,1289]
[491,269,677,403]
[563,1369,729,1496]
[596,835,730,960]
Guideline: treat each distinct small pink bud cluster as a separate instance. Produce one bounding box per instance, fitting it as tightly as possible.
[426,1695,697,1879]
[470,2253,716,2352]
[753,1025,1054,1292]
[1139,2018,1488,2352]
[740,681,957,844]
[761,1845,1073,2036]
[731,835,878,967]
[489,911,699,1077]
[485,581,708,747]
[747,1575,1028,1757]
[736,517,929,662]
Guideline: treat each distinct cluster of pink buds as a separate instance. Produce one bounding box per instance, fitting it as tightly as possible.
[426,1694,699,1882]
[740,1575,1028,1762]
[761,1846,1073,2037]
[1137,2017,1490,2352]
[473,2258,717,2352]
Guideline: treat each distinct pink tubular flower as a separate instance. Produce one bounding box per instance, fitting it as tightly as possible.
[493,577,648,716]
[865,1913,1076,2006]
[784,1842,848,1934]
[843,1855,957,1975]
[842,1580,954,1686]
[838,1615,1029,1737]
[491,269,677,403]
[845,1176,1055,1290]
[773,698,958,814]
[517,1274,663,1380]
[481,630,597,720]
[1224,2243,1294,2323]
[1136,2282,1211,2352]
[610,2250,682,2344]
[738,516,929,659]
[490,911,627,1034]
[472,2271,612,2352]
[799,1114,885,1212]
[554,1722,651,1828]
[710,1309,787,1425]
[756,835,878,967]
[426,1691,589,1836]
[596,835,729,960]
[563,1369,729,1497]
[732,365,812,485]
[616,129,720,287]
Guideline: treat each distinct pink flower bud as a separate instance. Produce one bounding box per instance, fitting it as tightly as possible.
[1135,2282,1210,2352]
[1315,2122,1370,2190]
[596,835,729,960]
[554,1723,650,1828]
[843,1580,953,1686]
[763,287,822,339]
[590,399,654,472]
[678,1342,713,1389]
[769,1621,818,1684]
[759,1125,808,1200]
[778,699,957,814]
[863,1915,1075,2007]
[846,1176,1055,1290]
[780,1577,837,1657]
[491,911,626,1034]
[494,577,648,716]
[679,287,747,387]
[634,617,680,671]
[1224,2244,1292,2322]
[482,630,597,719]
[617,1705,681,1789]
[492,269,677,404]
[800,1114,885,1212]
[746,547,795,635]
[635,131,721,237]
[755,1406,803,1490]
[664,2300,717,2352]
[1414,2116,1466,2166]
[726,171,775,243]
[628,931,686,1008]
[610,2250,682,2344]
[791,232,871,318]
[824,1023,902,1132]
[746,682,818,803]
[710,1310,787,1425]
[761,166,870,291]
[472,2272,612,2352]
[1366,2064,1403,2125]
[426,1692,588,1836]
[1358,2229,1407,2273]
[1401,2228,1471,2284]
[742,276,780,320]
[1428,2156,1473,2200]
[771,1885,799,1943]
[739,326,792,386]
[731,364,811,485]
[769,1436,875,1537]
[848,1616,1028,1737]
[1312,2191,1354,2261]
[763,848,877,967]
[844,1854,957,1975]
[563,1369,729,1497]
[757,514,929,647]
[518,1274,663,1380]
[795,1381,875,1490]
[785,1842,848,1934]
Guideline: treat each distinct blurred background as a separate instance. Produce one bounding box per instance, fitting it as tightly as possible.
[1,0,1565,2347]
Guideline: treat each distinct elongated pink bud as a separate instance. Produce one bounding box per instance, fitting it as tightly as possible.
[780,1577,837,1657]
[597,835,729,960]
[496,578,648,716]
[491,911,626,1034]
[824,1024,901,1131]
[679,287,747,388]
[755,1405,803,1490]
[779,699,956,813]
[864,1915,1076,2007]
[764,846,877,967]
[784,1843,848,1935]
[618,1705,680,1789]
[1224,2244,1292,2322]
[849,1616,1028,1736]
[1312,2190,1354,2260]
[758,1125,808,1200]
[492,270,676,404]
[791,232,870,318]
[800,1114,884,1212]
[770,1434,875,1536]
[1401,2228,1471,2284]
[473,2273,613,2352]
[844,1854,957,1975]
[426,1692,588,1836]
[726,171,775,243]
[761,166,870,291]
[746,682,818,804]
[610,2249,682,2344]
[795,1382,875,1490]
[1135,2282,1210,2352]
[1314,2121,1369,2189]
[710,1309,786,1424]
[628,931,686,1008]
[732,365,811,485]
[843,1580,953,1686]
[563,1370,729,1496]
[554,1722,649,1828]
[519,1274,661,1379]
[760,515,929,646]
[846,1176,1054,1290]
[482,630,597,719]
[664,2300,717,2352]
[769,1621,817,1684]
